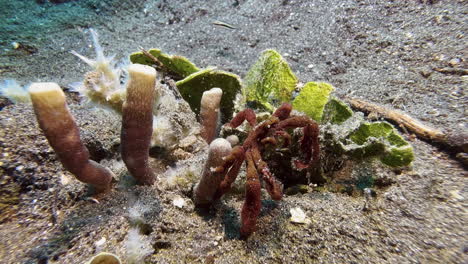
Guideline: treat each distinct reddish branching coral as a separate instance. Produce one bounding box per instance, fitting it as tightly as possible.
[213,103,320,238]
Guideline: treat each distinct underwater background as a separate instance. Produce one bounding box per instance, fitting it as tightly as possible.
[0,0,466,263]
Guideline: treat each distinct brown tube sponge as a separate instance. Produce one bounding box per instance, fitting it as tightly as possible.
[121,64,157,185]
[193,138,232,206]
[200,87,223,143]
[29,83,113,193]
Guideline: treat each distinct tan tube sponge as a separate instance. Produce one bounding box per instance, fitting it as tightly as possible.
[29,83,113,193]
[200,87,223,144]
[121,64,157,185]
[193,138,232,206]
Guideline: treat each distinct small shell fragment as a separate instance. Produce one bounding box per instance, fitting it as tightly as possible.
[95,237,106,248]
[173,196,186,208]
[289,207,311,224]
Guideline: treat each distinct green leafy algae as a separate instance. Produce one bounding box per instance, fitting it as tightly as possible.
[349,122,394,145]
[130,49,199,78]
[322,97,353,124]
[244,49,297,111]
[346,122,414,167]
[292,82,334,122]
[176,68,242,122]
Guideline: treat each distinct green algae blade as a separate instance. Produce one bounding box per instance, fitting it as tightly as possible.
[130,49,199,78]
[346,122,414,167]
[322,97,353,124]
[380,145,414,167]
[292,82,334,122]
[244,49,297,111]
[349,122,394,145]
[176,68,241,122]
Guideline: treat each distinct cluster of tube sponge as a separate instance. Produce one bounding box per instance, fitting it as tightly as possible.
[29,64,158,192]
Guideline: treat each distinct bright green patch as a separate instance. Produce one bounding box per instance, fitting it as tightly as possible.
[322,98,353,124]
[346,122,414,167]
[380,145,414,167]
[349,122,394,145]
[292,82,334,122]
[244,49,297,111]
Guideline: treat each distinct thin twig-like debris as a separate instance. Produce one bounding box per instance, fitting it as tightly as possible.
[346,97,467,154]
[433,67,468,76]
[347,98,445,141]
[139,47,163,68]
[212,21,237,29]
[139,47,183,79]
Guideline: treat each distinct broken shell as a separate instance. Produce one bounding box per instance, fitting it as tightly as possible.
[289,207,311,224]
[173,196,186,208]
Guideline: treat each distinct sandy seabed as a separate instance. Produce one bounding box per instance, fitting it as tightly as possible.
[0,1,466,263]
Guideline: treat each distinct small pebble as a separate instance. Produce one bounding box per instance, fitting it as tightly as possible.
[420,69,432,78]
[60,174,72,185]
[448,58,461,67]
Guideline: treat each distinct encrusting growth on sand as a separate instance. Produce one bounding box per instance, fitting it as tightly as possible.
[29,82,114,193]
[121,64,157,185]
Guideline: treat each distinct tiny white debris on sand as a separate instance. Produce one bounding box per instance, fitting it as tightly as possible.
[126,228,153,264]
[290,207,311,224]
[94,237,106,251]
[60,173,72,185]
[173,196,186,208]
[449,190,463,201]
